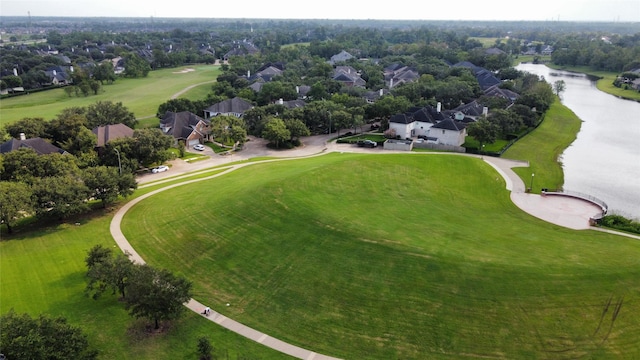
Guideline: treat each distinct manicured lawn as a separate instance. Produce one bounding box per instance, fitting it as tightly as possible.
[503,99,582,192]
[121,153,640,359]
[0,208,289,359]
[0,65,221,124]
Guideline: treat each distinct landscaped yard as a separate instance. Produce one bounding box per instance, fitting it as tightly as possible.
[0,65,221,124]
[120,153,640,359]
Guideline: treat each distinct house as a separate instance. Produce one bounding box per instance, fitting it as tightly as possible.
[203,97,254,118]
[0,135,68,155]
[296,85,311,99]
[333,66,366,87]
[452,100,488,120]
[160,111,211,148]
[485,47,506,55]
[541,45,554,55]
[483,85,519,103]
[223,40,260,61]
[250,65,283,82]
[44,66,72,86]
[92,124,134,152]
[329,50,354,65]
[385,63,419,89]
[388,104,445,139]
[452,61,501,90]
[363,89,389,104]
[428,118,468,146]
[274,98,306,109]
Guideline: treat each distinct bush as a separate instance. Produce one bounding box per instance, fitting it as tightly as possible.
[601,214,640,234]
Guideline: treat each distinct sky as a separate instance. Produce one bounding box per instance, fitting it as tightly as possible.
[1,0,639,22]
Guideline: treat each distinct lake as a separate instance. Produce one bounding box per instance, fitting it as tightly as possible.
[515,63,640,220]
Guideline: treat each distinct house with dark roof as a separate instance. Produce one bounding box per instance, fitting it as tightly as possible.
[384,63,420,89]
[483,85,520,103]
[329,50,354,65]
[0,136,68,155]
[160,111,211,148]
[333,66,366,87]
[452,61,501,90]
[92,124,134,152]
[452,101,487,120]
[203,97,254,118]
[44,66,72,86]
[428,118,468,146]
[388,104,446,139]
[223,40,260,61]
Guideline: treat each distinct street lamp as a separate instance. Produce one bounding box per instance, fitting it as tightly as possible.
[530,173,535,192]
[481,144,485,159]
[113,148,122,175]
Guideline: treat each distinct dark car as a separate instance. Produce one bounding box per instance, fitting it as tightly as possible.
[357,139,378,148]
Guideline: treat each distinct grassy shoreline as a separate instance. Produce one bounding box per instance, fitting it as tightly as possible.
[502,98,582,193]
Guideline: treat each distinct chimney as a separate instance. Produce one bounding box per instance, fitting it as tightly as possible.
[278,98,284,105]
[70,66,74,73]
[437,102,442,113]
[296,86,300,94]
[390,78,394,88]
[379,88,384,96]
[53,69,57,76]
[19,133,26,140]
[13,68,18,76]
[483,107,489,116]
[247,70,250,78]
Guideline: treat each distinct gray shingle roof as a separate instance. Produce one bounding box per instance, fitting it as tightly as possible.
[0,138,67,155]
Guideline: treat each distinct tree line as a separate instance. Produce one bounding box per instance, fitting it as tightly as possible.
[0,101,174,233]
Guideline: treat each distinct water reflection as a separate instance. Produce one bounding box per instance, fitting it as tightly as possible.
[516,63,640,220]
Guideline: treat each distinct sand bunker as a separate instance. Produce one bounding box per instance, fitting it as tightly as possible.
[173,68,196,74]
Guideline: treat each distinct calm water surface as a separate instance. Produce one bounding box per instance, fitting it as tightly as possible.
[516,63,640,219]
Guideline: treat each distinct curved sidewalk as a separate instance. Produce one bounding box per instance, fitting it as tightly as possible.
[110,162,342,360]
[109,141,628,359]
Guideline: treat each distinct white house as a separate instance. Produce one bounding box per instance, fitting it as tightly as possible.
[428,119,468,146]
[388,104,445,139]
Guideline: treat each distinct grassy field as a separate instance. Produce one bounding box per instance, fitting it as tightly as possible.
[0,65,221,124]
[503,99,583,192]
[120,153,640,359]
[0,203,289,359]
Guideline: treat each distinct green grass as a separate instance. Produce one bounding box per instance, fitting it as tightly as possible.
[0,65,221,124]
[120,153,640,359]
[503,99,582,192]
[545,64,640,102]
[0,209,290,359]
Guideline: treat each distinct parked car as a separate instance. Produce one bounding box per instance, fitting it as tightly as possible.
[357,139,378,148]
[151,165,169,173]
[193,144,205,151]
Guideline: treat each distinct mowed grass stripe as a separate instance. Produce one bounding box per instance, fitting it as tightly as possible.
[121,153,640,359]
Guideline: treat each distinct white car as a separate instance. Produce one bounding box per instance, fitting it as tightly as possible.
[193,144,205,151]
[151,165,169,173]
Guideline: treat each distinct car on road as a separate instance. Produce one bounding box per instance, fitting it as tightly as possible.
[357,139,378,148]
[151,165,169,173]
[193,144,205,151]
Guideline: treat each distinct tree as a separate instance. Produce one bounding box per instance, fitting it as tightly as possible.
[197,337,214,360]
[467,117,500,149]
[123,53,151,78]
[0,181,34,234]
[285,118,310,142]
[32,175,91,219]
[0,310,98,360]
[86,101,137,129]
[489,109,523,137]
[85,245,134,299]
[553,80,566,97]
[82,166,137,208]
[124,264,193,329]
[262,118,290,148]
[131,128,174,167]
[4,117,47,139]
[93,61,116,84]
